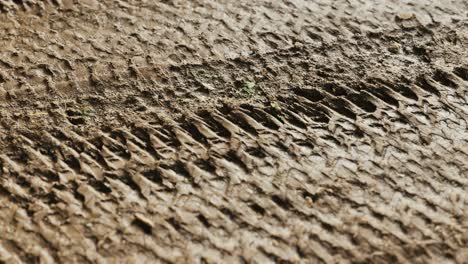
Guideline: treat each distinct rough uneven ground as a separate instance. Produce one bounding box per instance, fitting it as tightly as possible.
[0,0,467,263]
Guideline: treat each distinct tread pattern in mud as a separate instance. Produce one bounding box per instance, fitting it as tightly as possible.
[0,0,59,12]
[0,0,466,98]
[0,0,467,263]
[1,66,467,262]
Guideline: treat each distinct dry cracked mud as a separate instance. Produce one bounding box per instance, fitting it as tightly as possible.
[0,0,467,263]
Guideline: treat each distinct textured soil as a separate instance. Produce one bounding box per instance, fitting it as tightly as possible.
[0,0,467,263]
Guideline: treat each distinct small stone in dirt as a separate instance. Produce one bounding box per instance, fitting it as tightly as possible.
[270,101,281,111]
[388,42,401,53]
[397,12,415,20]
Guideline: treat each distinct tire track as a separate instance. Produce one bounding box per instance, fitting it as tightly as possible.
[0,0,465,102]
[0,0,467,263]
[0,65,466,262]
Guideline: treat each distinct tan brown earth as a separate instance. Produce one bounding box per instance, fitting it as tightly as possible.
[0,0,467,263]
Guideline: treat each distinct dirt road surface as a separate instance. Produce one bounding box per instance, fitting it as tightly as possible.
[0,0,467,263]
